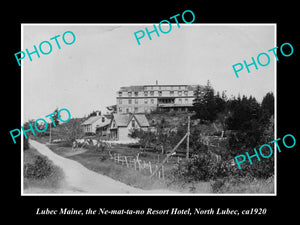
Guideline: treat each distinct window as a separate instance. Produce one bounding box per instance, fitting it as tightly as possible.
[118,92,122,97]
[119,107,122,112]
[128,99,132,104]
[150,91,154,96]
[179,98,182,103]
[134,107,138,113]
[135,99,138,104]
[126,108,129,113]
[144,91,148,96]
[184,91,188,96]
[102,117,105,122]
[119,99,122,104]
[131,120,136,128]
[178,91,182,96]
[170,91,174,96]
[151,98,154,104]
[144,99,148,104]
[185,98,188,103]
[128,92,132,97]
[134,92,138,96]
[158,91,162,96]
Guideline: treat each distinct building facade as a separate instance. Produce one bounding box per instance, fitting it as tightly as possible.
[110,113,150,141]
[81,114,111,135]
[116,84,200,114]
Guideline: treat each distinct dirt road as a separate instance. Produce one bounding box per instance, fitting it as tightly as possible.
[29,140,176,194]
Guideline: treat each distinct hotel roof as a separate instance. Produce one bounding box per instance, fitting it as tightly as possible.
[118,84,202,92]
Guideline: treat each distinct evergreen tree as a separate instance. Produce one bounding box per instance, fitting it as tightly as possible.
[51,108,60,126]
[261,92,274,116]
[192,80,218,123]
[192,85,203,119]
[259,92,274,126]
[87,110,101,118]
[226,95,262,155]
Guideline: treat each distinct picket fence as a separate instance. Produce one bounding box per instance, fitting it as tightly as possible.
[108,151,165,180]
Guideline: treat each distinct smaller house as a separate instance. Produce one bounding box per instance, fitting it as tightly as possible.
[110,113,150,141]
[82,114,111,135]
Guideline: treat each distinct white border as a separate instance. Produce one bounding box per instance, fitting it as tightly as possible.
[21,23,277,196]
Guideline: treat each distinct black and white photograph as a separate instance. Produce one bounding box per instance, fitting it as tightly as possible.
[21,24,276,195]
[4,4,298,221]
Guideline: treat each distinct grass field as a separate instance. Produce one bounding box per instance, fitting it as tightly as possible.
[47,143,274,194]
[47,143,212,193]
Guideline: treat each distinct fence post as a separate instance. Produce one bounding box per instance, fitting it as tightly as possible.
[186,115,190,159]
[150,132,188,178]
[134,159,137,170]
[125,156,129,168]
[162,165,165,180]
[149,161,152,174]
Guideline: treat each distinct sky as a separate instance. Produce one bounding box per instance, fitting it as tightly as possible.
[22,24,275,122]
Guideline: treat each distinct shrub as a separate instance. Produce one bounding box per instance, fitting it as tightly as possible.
[24,156,53,179]
[171,153,219,183]
[23,136,29,151]
[211,175,274,193]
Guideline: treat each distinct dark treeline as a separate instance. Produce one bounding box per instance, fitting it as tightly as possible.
[192,81,274,154]
[190,81,274,180]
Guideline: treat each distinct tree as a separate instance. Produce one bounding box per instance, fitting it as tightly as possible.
[192,80,219,123]
[192,85,203,105]
[87,110,101,118]
[261,92,274,116]
[57,118,84,144]
[214,91,226,114]
[23,120,35,150]
[50,108,60,127]
[225,95,262,155]
[259,92,274,126]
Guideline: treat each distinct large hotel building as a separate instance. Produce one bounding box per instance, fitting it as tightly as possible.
[116,84,201,114]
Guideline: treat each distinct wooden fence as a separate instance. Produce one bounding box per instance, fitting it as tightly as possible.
[108,151,165,180]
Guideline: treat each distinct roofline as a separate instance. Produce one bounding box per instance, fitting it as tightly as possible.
[120,84,199,87]
[110,113,149,127]
[128,114,144,127]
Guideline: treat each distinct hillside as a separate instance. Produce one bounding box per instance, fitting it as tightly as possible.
[145,110,228,156]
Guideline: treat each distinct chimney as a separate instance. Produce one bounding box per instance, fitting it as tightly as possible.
[156,80,158,85]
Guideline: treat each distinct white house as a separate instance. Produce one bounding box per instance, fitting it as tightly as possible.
[81,114,111,135]
[110,113,150,141]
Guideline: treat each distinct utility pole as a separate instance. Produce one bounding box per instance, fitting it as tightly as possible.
[49,122,52,144]
[186,116,190,159]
